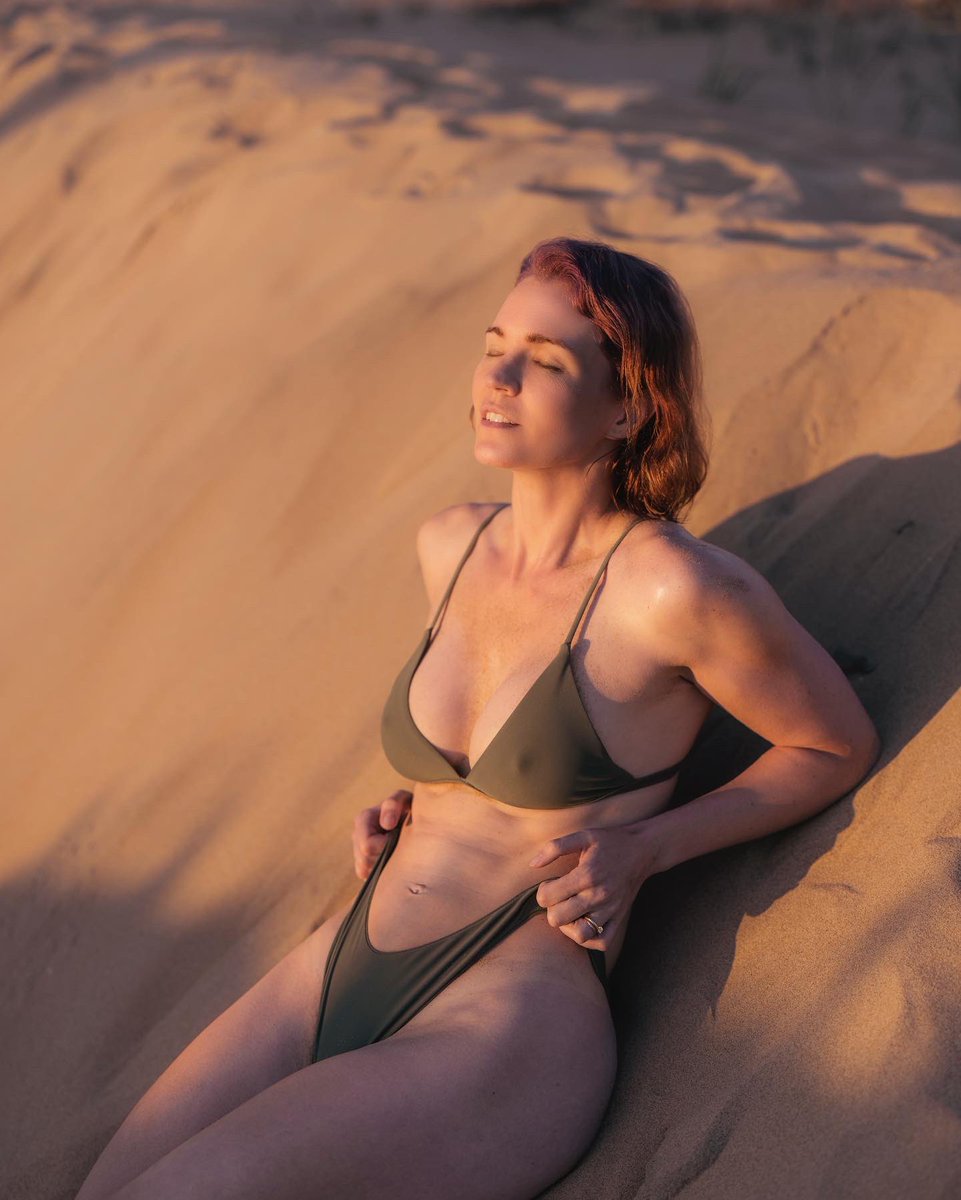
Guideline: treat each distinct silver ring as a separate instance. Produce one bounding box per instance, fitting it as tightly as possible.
[581,913,604,937]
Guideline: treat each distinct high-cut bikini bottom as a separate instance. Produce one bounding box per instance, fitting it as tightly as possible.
[311,817,609,1064]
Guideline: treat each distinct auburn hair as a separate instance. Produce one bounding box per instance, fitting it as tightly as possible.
[495,236,710,522]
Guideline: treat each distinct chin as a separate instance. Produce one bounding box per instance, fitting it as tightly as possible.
[473,442,519,468]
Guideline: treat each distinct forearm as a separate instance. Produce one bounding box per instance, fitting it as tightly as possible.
[639,742,879,876]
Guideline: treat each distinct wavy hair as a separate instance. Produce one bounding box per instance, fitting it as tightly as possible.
[507,236,710,522]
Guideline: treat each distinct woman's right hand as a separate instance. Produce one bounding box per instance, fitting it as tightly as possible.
[352,789,413,880]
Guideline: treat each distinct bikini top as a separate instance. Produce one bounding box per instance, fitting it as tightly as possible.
[380,502,689,808]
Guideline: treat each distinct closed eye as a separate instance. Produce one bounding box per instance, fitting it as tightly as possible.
[483,351,562,372]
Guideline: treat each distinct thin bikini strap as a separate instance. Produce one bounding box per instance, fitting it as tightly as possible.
[563,515,643,647]
[427,503,510,632]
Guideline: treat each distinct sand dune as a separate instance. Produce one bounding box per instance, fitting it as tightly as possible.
[1,2,959,1196]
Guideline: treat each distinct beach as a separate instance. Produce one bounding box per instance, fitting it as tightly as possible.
[1,1,960,1195]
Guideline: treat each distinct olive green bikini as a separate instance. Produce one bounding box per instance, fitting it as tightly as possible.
[312,504,689,1064]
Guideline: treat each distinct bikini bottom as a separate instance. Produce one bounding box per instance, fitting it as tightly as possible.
[311,817,609,1064]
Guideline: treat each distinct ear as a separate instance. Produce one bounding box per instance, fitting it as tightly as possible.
[605,407,630,441]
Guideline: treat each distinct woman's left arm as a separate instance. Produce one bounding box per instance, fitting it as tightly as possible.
[530,547,882,947]
[640,547,882,873]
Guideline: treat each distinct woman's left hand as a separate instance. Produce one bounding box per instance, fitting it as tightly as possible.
[528,823,659,950]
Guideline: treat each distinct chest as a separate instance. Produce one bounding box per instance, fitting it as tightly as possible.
[407,575,666,777]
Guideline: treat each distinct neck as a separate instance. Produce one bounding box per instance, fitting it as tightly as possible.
[499,478,635,580]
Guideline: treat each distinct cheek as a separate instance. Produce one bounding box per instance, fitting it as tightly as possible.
[532,405,591,453]
[553,387,593,431]
[471,363,491,394]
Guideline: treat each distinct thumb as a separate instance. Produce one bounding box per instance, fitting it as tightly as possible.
[379,790,410,829]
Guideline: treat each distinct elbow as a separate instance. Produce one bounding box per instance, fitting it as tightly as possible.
[860,713,883,773]
[840,719,883,788]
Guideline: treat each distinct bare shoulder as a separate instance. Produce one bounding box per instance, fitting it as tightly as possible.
[620,519,881,769]
[414,501,504,607]
[415,500,503,565]
[639,520,777,603]
[619,519,791,662]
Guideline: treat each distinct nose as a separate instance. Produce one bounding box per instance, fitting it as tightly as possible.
[487,362,518,392]
[477,349,521,394]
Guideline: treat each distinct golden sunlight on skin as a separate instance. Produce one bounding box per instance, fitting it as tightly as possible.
[6,4,957,1199]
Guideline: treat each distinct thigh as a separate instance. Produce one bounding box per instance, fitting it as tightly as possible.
[75,904,353,1200]
[100,916,618,1200]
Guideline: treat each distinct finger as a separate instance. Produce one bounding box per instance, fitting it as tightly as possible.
[534,866,592,910]
[353,811,380,865]
[558,918,608,949]
[545,893,608,930]
[564,908,614,941]
[355,806,382,837]
[364,831,388,860]
[379,789,413,830]
[352,810,377,863]
[528,829,593,868]
[543,892,595,929]
[355,836,384,878]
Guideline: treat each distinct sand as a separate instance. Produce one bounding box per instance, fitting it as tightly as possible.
[1,1,959,1196]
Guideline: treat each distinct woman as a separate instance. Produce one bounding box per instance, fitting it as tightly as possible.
[76,238,881,1199]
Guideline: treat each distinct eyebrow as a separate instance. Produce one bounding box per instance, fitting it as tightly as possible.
[484,325,578,357]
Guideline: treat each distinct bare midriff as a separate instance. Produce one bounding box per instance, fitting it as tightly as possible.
[365,775,681,974]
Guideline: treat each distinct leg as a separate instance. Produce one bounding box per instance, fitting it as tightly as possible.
[98,917,618,1200]
[75,904,353,1200]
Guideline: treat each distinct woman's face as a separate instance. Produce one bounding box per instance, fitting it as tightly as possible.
[470,275,627,471]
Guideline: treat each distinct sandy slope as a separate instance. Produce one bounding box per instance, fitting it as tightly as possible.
[1,2,959,1196]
